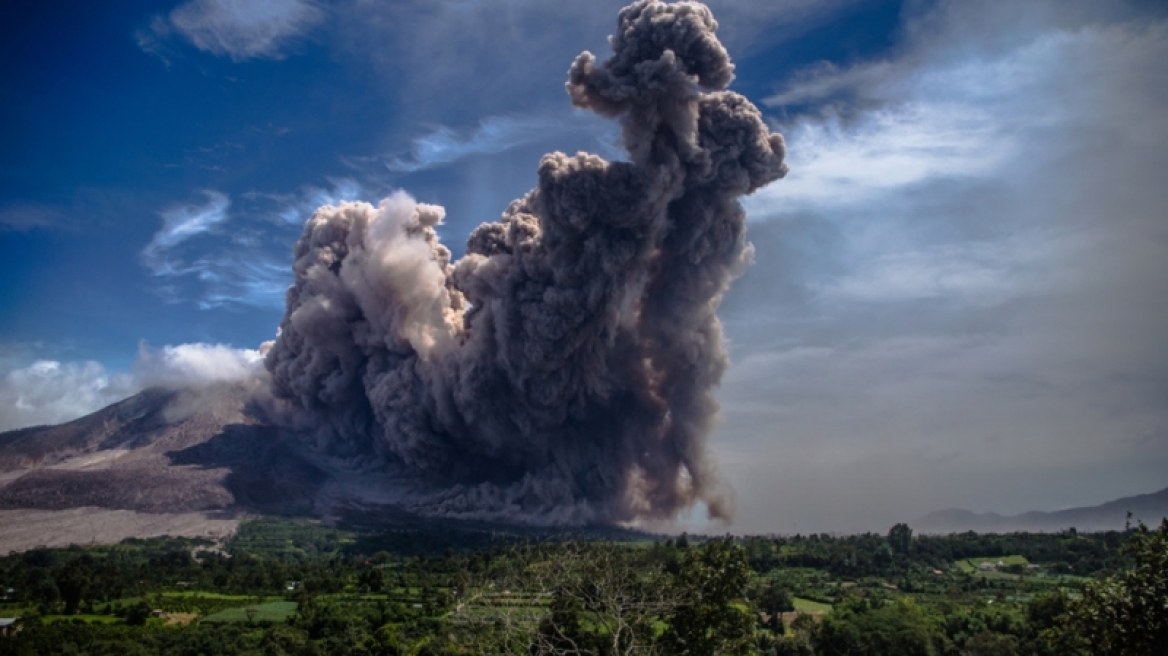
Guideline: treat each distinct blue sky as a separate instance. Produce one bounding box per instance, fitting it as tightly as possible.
[2,0,1166,532]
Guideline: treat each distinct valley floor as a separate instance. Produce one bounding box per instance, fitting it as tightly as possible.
[0,508,239,555]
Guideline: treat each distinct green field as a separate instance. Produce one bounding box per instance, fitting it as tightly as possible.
[160,591,258,600]
[201,601,298,623]
[42,614,122,625]
[955,555,1030,572]
[792,597,832,613]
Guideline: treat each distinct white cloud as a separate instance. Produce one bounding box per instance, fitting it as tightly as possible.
[754,103,1011,215]
[748,28,1112,218]
[141,190,231,276]
[0,360,135,432]
[132,342,265,387]
[252,177,369,225]
[141,179,383,310]
[0,205,61,231]
[140,189,299,310]
[191,257,291,310]
[166,0,324,61]
[816,237,1057,305]
[0,343,265,432]
[139,179,385,311]
[385,114,606,173]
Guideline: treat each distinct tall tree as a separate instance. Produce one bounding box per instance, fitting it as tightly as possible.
[888,523,914,556]
[1049,518,1168,655]
[662,538,756,656]
[55,558,92,615]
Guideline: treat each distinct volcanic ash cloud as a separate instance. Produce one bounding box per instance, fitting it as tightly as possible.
[264,0,787,525]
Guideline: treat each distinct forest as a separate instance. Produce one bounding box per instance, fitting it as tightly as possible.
[0,516,1162,655]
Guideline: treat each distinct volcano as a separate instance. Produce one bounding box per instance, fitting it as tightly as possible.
[0,385,315,515]
[0,385,658,554]
[0,385,432,552]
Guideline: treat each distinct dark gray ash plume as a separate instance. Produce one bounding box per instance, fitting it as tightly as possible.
[265,0,787,525]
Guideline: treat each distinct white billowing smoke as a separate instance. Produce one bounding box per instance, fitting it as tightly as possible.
[0,342,265,432]
[264,0,788,525]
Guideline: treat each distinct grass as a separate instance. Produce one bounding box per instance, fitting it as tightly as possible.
[955,555,1030,573]
[976,570,1023,581]
[202,601,298,623]
[42,614,122,624]
[792,597,832,613]
[160,591,259,600]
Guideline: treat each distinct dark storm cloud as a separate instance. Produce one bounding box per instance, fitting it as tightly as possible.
[264,0,787,525]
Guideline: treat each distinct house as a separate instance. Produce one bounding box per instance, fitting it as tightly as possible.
[978,562,997,571]
[0,619,17,637]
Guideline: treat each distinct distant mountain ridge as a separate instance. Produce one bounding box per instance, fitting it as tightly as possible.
[915,486,1168,534]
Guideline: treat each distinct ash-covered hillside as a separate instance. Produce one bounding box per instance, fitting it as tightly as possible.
[0,384,662,554]
[0,385,330,517]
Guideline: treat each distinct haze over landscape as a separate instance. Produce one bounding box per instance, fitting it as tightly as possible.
[2,0,1167,536]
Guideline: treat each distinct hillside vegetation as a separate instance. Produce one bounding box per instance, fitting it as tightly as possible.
[0,518,1163,655]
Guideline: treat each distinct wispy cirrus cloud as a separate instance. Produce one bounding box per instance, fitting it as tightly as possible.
[0,205,63,231]
[384,114,609,173]
[817,242,1024,305]
[182,255,291,311]
[140,190,230,276]
[140,189,288,309]
[247,177,369,225]
[140,0,324,63]
[140,179,378,310]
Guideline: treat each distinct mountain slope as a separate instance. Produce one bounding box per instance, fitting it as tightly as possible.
[0,387,648,553]
[0,385,327,516]
[916,487,1168,533]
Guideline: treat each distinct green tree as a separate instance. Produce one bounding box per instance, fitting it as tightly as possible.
[888,523,914,556]
[663,538,756,656]
[362,567,385,593]
[28,570,60,613]
[773,634,816,656]
[124,602,151,626]
[757,582,795,617]
[961,631,1018,656]
[813,596,943,656]
[1021,591,1075,655]
[55,558,92,615]
[1049,518,1168,655]
[756,581,794,633]
[523,543,675,655]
